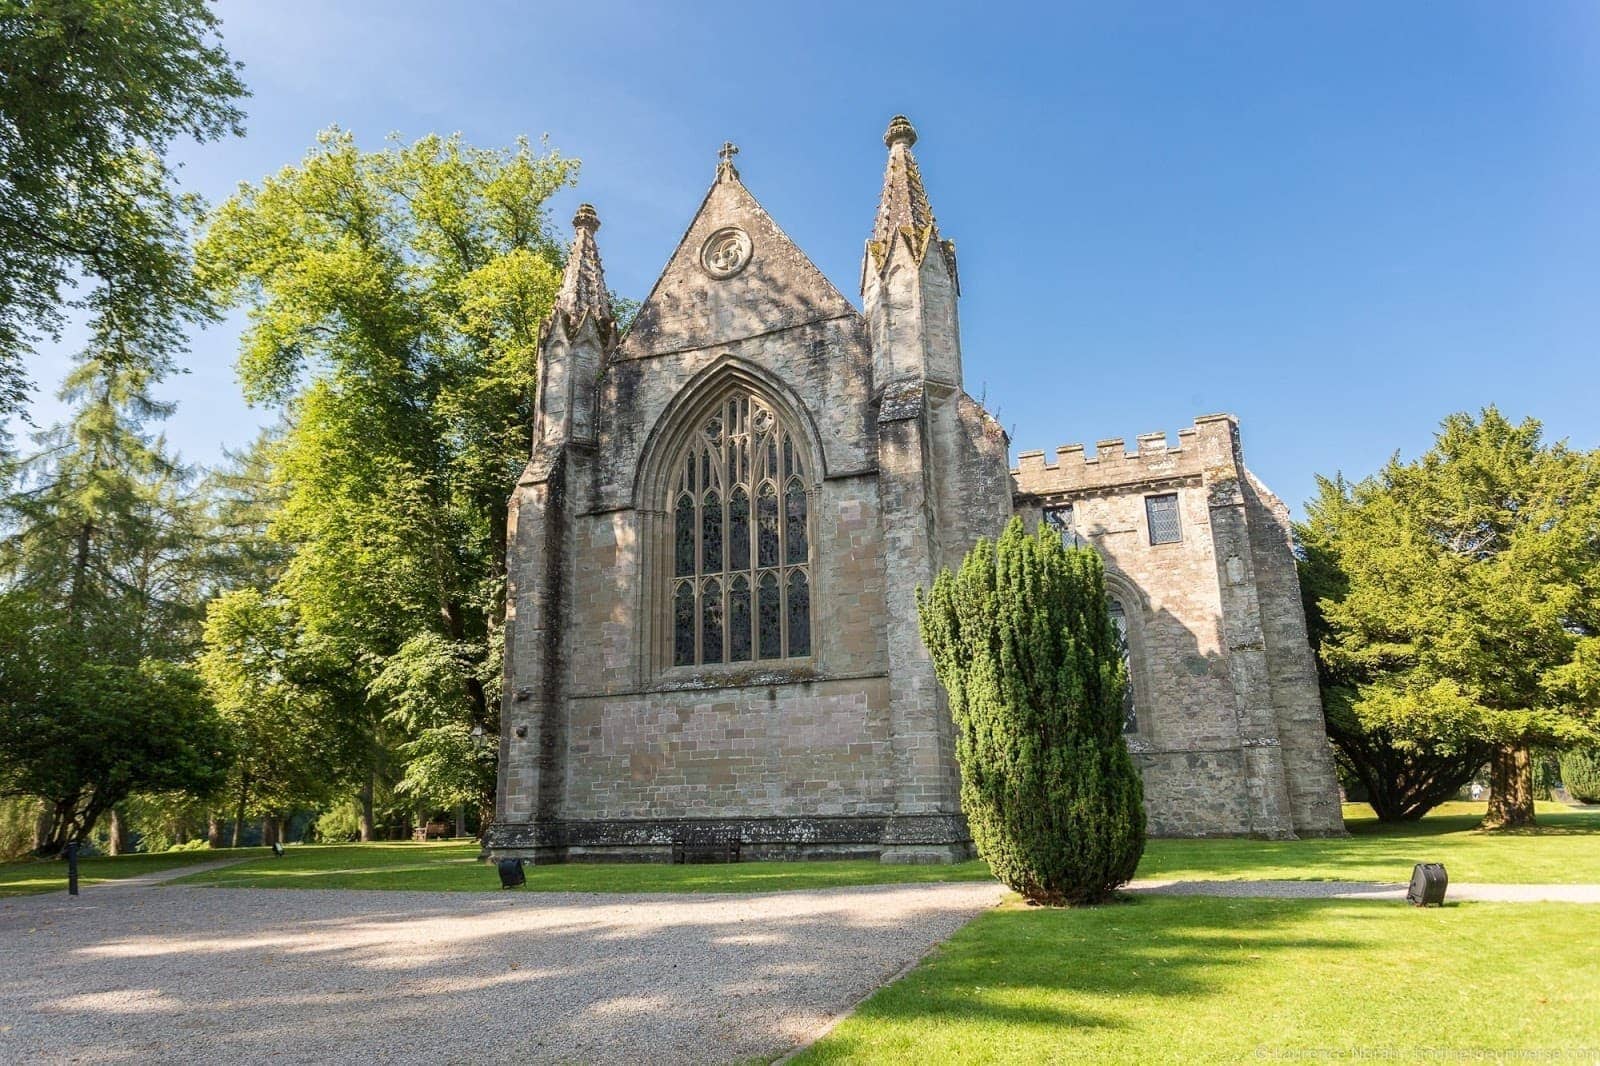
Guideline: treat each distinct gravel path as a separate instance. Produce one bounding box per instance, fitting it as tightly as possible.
[1127,878,1600,903]
[0,879,1004,1065]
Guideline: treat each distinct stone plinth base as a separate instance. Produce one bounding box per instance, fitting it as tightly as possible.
[483,813,973,864]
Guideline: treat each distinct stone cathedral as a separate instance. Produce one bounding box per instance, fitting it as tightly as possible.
[485,116,1343,864]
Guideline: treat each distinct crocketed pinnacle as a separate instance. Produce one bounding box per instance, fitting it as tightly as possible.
[551,203,614,337]
[871,115,936,247]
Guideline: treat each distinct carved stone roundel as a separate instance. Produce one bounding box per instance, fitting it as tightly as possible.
[700,226,752,279]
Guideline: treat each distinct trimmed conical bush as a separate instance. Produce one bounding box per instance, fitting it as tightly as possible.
[917,517,1146,905]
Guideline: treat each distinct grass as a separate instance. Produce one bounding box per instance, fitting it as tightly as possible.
[794,895,1600,1064]
[0,848,268,898]
[1137,801,1600,884]
[169,840,997,892]
[8,799,1596,897]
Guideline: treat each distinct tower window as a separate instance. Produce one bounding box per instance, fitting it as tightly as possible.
[668,390,813,666]
[1108,600,1137,734]
[1043,504,1088,548]
[1145,493,1181,545]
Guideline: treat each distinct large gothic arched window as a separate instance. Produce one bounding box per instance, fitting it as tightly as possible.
[669,390,812,667]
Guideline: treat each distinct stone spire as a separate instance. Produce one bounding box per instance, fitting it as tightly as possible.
[549,203,615,343]
[872,116,935,244]
[866,115,956,281]
[861,114,963,389]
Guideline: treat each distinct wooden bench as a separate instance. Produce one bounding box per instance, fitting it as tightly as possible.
[670,827,742,864]
[412,821,452,841]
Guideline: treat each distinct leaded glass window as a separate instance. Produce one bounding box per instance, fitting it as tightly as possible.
[1043,504,1088,549]
[1108,600,1137,734]
[1145,493,1181,545]
[669,391,814,666]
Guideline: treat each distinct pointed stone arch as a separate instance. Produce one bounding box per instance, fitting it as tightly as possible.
[635,357,825,674]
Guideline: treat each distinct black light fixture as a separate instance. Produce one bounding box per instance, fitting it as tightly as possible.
[1407,862,1447,906]
[497,857,526,889]
[272,841,285,858]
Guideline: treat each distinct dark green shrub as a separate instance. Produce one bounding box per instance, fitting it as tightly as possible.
[917,517,1146,905]
[1559,748,1600,804]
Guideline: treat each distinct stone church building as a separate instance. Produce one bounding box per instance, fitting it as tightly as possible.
[485,117,1343,863]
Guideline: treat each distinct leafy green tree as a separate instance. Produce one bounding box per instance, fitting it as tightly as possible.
[918,517,1146,905]
[197,130,576,831]
[1307,409,1600,828]
[197,588,365,845]
[1299,480,1491,820]
[1559,748,1600,805]
[0,0,245,434]
[0,592,230,852]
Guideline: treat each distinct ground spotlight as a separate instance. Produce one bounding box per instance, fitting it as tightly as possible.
[497,857,526,889]
[272,841,285,858]
[1406,862,1447,906]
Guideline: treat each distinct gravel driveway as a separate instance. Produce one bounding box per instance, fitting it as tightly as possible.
[0,878,1003,1065]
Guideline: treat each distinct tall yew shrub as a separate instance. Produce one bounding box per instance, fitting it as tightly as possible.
[918,517,1145,905]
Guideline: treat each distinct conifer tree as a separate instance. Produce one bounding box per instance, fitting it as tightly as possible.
[918,517,1146,905]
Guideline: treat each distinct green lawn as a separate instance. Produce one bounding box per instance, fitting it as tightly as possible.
[1138,801,1600,884]
[9,800,1597,898]
[795,895,1600,1064]
[0,848,268,898]
[170,840,997,892]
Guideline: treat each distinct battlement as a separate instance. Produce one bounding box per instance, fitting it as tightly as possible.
[1012,414,1239,498]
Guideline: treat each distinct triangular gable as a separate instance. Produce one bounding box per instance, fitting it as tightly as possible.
[616,173,860,360]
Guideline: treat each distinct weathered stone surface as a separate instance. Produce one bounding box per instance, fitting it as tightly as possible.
[489,117,1343,863]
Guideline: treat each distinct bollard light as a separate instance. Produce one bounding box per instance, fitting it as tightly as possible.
[497,857,526,889]
[64,841,80,897]
[1406,862,1448,906]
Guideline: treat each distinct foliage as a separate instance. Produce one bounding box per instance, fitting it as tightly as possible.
[0,0,245,435]
[1560,748,1600,805]
[0,796,39,859]
[1299,409,1600,828]
[917,517,1145,905]
[0,335,221,852]
[197,589,366,825]
[1298,502,1490,819]
[196,129,576,828]
[0,596,231,851]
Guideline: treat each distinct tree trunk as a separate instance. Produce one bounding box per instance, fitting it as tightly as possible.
[1484,743,1536,828]
[207,813,222,848]
[454,803,466,838]
[231,775,249,847]
[32,800,54,854]
[261,816,278,848]
[107,806,129,856]
[359,773,375,843]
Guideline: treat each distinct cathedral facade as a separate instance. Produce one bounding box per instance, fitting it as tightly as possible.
[485,117,1343,863]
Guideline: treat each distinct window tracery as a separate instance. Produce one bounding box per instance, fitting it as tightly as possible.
[669,391,812,666]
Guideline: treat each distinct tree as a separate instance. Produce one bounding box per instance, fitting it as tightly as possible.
[1559,748,1600,805]
[0,593,230,852]
[0,0,245,435]
[1307,409,1600,829]
[1298,479,1491,820]
[197,130,576,833]
[197,588,365,845]
[917,517,1146,905]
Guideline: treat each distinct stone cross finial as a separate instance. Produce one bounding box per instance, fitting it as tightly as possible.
[717,141,740,179]
[572,203,600,233]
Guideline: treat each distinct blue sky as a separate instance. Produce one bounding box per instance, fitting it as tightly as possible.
[22,0,1600,514]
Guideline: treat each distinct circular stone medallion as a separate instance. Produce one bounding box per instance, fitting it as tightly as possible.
[700,226,753,279]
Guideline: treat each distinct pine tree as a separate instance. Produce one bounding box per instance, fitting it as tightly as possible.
[918,517,1146,905]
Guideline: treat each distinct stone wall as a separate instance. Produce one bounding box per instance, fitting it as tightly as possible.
[1013,414,1344,837]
